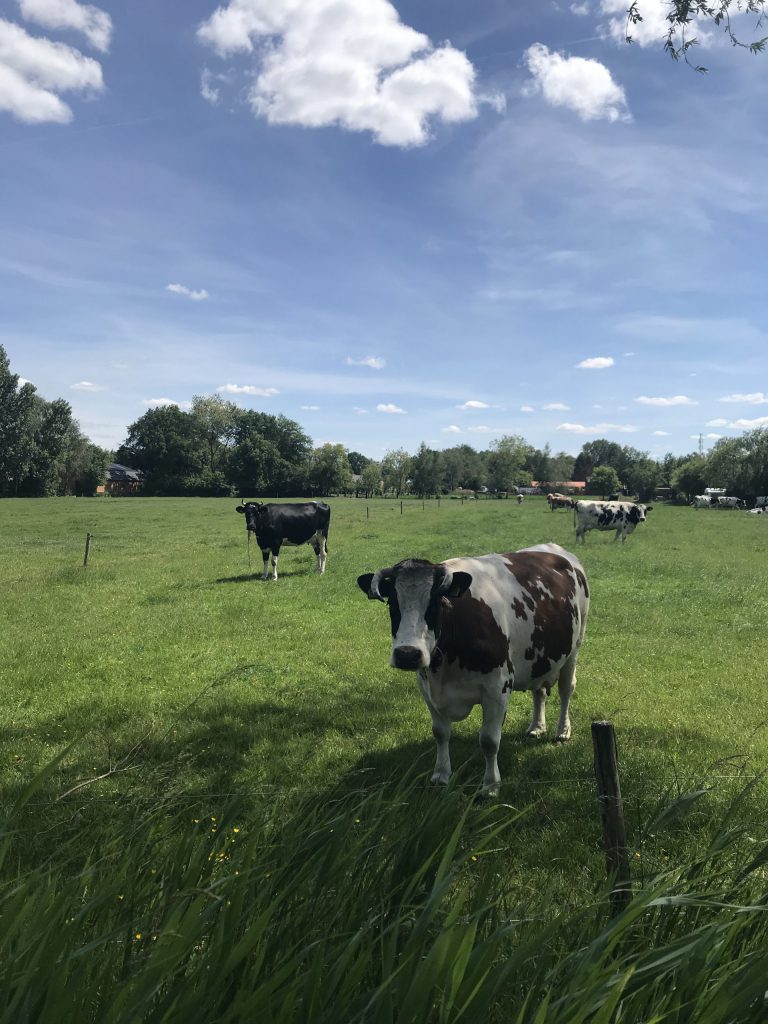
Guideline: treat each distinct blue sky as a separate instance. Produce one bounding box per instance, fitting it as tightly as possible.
[2,0,767,459]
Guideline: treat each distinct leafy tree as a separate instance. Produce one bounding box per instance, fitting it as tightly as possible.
[190,395,238,476]
[118,405,205,495]
[360,460,382,498]
[381,448,412,497]
[57,422,109,495]
[671,455,709,500]
[573,451,593,482]
[410,444,443,497]
[307,444,352,496]
[17,397,74,497]
[590,465,622,497]
[347,451,370,475]
[229,435,287,497]
[229,410,311,496]
[550,451,576,483]
[441,445,485,491]
[486,435,530,492]
[0,345,37,496]
[624,457,659,502]
[627,1,768,68]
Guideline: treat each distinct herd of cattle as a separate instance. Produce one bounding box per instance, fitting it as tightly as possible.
[234,491,761,793]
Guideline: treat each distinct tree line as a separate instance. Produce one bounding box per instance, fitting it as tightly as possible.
[2,344,767,500]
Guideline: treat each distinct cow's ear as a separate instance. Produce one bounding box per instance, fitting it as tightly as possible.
[358,572,393,601]
[445,571,472,598]
[236,505,246,514]
[645,506,653,512]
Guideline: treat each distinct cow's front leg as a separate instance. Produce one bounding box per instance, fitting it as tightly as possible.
[270,548,280,580]
[261,549,271,580]
[479,690,509,797]
[419,676,452,785]
[526,687,547,738]
[555,652,577,742]
[317,535,327,574]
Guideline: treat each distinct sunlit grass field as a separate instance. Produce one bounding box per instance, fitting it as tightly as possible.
[2,495,768,1020]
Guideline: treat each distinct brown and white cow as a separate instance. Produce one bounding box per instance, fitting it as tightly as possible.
[573,500,651,544]
[547,493,573,511]
[358,543,589,796]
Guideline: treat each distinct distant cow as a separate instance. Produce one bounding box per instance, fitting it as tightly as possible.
[516,494,524,505]
[547,493,572,511]
[755,497,768,508]
[358,543,590,796]
[236,501,330,579]
[573,500,652,544]
[748,507,767,515]
[717,496,743,509]
[693,495,717,509]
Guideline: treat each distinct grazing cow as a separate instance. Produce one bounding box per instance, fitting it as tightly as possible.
[693,495,717,509]
[516,494,524,505]
[573,500,652,544]
[755,497,768,508]
[236,501,330,579]
[717,496,743,509]
[358,543,589,796]
[748,507,767,515]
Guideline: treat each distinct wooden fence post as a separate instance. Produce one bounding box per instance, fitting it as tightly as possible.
[400,500,403,515]
[591,720,631,914]
[366,505,369,520]
[83,532,93,567]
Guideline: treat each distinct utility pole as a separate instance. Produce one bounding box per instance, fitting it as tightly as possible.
[698,432,704,456]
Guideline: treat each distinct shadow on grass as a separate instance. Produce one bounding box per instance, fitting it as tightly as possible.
[216,569,315,583]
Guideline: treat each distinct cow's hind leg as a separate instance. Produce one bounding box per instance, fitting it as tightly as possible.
[312,531,327,574]
[526,687,547,738]
[261,549,271,581]
[555,652,578,742]
[270,545,280,580]
[479,690,508,797]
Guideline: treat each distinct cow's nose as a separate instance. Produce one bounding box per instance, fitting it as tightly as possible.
[393,645,424,670]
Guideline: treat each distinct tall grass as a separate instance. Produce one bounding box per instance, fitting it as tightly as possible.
[1,763,767,1023]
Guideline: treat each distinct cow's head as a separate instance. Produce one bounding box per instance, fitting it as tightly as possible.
[236,501,266,533]
[627,503,652,525]
[357,559,472,671]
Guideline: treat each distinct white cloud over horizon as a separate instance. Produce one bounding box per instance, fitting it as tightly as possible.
[458,399,490,409]
[557,421,637,433]
[635,395,697,407]
[523,42,629,123]
[217,383,279,396]
[543,402,570,411]
[197,0,499,147]
[719,392,768,404]
[442,424,462,433]
[377,402,406,414]
[143,397,193,411]
[70,380,104,391]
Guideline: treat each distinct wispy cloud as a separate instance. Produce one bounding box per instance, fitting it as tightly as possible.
[520,405,535,413]
[719,392,768,404]
[166,282,209,301]
[523,43,630,123]
[543,402,571,411]
[300,404,320,411]
[635,395,697,407]
[652,430,670,436]
[217,384,279,396]
[706,418,729,427]
[557,421,636,433]
[577,356,614,369]
[377,403,406,414]
[353,407,368,415]
[70,380,104,391]
[441,424,462,433]
[346,356,385,369]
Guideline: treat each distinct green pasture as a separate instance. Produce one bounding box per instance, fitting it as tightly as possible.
[2,495,767,854]
[2,495,768,1020]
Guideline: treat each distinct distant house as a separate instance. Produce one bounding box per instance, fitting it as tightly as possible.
[96,463,143,496]
[531,480,587,494]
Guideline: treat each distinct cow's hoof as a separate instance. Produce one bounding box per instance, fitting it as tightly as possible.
[525,727,546,739]
[554,732,571,744]
[430,773,449,787]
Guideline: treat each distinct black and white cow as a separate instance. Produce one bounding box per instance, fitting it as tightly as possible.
[236,501,330,579]
[716,496,743,509]
[692,495,717,509]
[358,542,589,796]
[573,500,651,544]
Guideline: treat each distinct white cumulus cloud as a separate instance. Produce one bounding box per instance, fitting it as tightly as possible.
[0,17,104,123]
[166,282,209,301]
[652,430,670,436]
[441,425,462,433]
[719,392,768,404]
[217,384,279,396]
[197,0,499,147]
[729,416,768,429]
[577,356,614,369]
[635,395,697,407]
[377,403,406,414]
[523,42,629,123]
[18,0,112,52]
[346,356,385,369]
[706,418,728,427]
[70,380,104,391]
